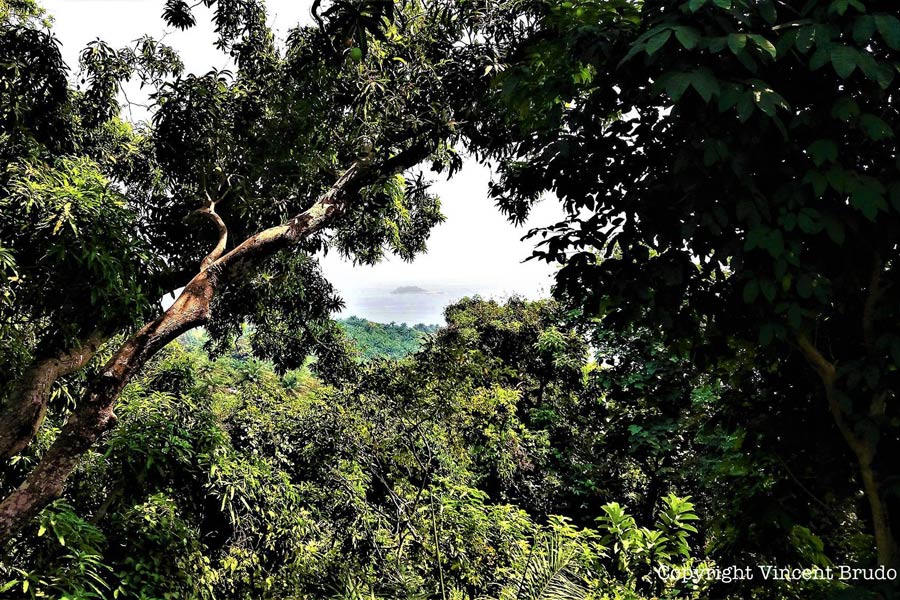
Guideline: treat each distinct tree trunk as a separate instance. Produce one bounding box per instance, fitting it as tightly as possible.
[796,334,898,567]
[0,271,214,541]
[857,452,897,568]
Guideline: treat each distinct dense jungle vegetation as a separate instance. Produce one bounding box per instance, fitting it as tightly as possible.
[338,317,438,360]
[1,0,899,598]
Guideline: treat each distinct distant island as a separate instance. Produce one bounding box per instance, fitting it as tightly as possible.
[392,285,436,294]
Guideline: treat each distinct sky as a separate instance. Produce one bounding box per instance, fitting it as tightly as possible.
[40,0,565,323]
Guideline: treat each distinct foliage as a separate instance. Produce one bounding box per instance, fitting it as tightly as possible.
[476,0,900,574]
[3,0,900,596]
[0,299,705,599]
[1,156,159,344]
[0,0,544,546]
[339,316,438,361]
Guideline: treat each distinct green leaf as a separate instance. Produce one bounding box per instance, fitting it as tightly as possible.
[797,208,823,233]
[850,178,887,220]
[744,226,764,250]
[830,0,850,16]
[803,170,828,197]
[761,229,784,257]
[830,45,858,78]
[809,47,829,70]
[853,15,876,44]
[674,26,701,50]
[0,581,17,593]
[875,14,900,50]
[859,114,893,140]
[749,34,777,58]
[620,42,644,65]
[782,213,797,231]
[759,0,777,24]
[775,30,798,58]
[743,279,759,303]
[727,33,747,55]
[854,47,881,82]
[751,84,788,116]
[830,97,859,121]
[826,166,850,192]
[717,83,742,111]
[690,69,720,102]
[665,72,693,101]
[688,0,708,11]
[871,62,895,89]
[707,36,727,53]
[807,139,838,166]
[795,26,815,53]
[646,30,672,55]
[736,92,755,121]
[713,0,731,8]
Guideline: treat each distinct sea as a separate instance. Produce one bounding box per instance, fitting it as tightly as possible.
[335,283,541,326]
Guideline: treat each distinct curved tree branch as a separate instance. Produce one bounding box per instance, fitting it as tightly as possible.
[194,200,229,270]
[795,333,859,451]
[0,333,106,459]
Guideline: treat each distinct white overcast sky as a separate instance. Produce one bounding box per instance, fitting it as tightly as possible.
[41,0,564,319]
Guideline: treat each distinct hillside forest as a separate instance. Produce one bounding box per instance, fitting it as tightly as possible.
[1,0,900,599]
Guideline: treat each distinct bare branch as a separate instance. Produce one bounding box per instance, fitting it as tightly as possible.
[796,333,870,460]
[194,199,229,270]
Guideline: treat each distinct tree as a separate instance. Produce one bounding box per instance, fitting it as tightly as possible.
[0,308,703,599]
[0,0,525,541]
[478,0,900,567]
[338,316,437,361]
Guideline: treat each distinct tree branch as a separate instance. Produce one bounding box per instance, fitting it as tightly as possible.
[795,333,866,457]
[795,333,835,385]
[0,333,106,459]
[797,334,898,567]
[194,199,229,270]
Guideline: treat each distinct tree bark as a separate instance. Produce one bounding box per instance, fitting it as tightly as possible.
[0,333,105,459]
[857,448,897,568]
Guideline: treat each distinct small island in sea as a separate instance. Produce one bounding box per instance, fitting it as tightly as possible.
[392,285,433,294]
